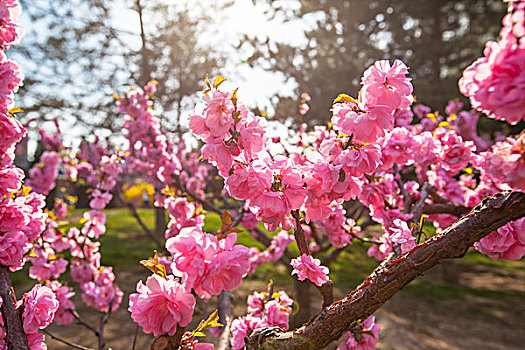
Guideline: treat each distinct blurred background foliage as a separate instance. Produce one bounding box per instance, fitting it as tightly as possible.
[12,0,508,138]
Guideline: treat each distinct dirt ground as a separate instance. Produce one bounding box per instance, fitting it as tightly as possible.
[44,261,525,350]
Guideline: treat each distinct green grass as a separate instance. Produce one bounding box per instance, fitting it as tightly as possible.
[404,279,523,305]
[10,208,524,309]
[461,250,525,270]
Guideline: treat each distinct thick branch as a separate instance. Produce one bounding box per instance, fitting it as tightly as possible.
[151,326,186,350]
[422,202,470,216]
[247,191,525,349]
[0,265,29,349]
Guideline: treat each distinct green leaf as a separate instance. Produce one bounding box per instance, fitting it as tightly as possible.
[140,251,166,279]
[212,75,227,89]
[333,94,357,105]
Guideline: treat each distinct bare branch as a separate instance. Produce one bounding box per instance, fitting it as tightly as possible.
[42,329,94,350]
[68,309,100,337]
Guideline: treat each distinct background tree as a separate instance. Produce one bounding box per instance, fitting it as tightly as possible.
[13,0,225,138]
[245,0,507,125]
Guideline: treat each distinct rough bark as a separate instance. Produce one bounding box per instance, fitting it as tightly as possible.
[0,265,29,349]
[246,191,525,350]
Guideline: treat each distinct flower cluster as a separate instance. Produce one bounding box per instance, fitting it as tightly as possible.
[163,196,205,239]
[475,217,525,260]
[166,228,251,299]
[191,67,412,233]
[290,254,330,286]
[337,316,381,350]
[459,2,525,124]
[483,134,525,192]
[129,274,195,337]
[230,288,293,350]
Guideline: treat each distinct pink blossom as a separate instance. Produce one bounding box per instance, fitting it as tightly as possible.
[28,246,68,281]
[336,144,382,177]
[0,166,23,196]
[70,260,97,284]
[338,316,380,350]
[379,127,416,169]
[26,332,47,350]
[459,33,525,124]
[0,1,23,50]
[0,53,23,113]
[230,315,268,350]
[166,227,216,285]
[301,93,311,101]
[247,291,266,317]
[332,103,394,143]
[27,151,61,195]
[475,218,525,260]
[291,254,330,286]
[225,160,272,201]
[82,210,106,238]
[238,114,269,159]
[265,299,291,329]
[412,132,441,167]
[201,139,233,177]
[251,191,292,232]
[0,230,27,266]
[81,268,123,312]
[89,189,112,209]
[435,128,475,174]
[299,103,309,115]
[128,274,195,336]
[21,285,59,334]
[0,112,25,154]
[360,59,414,112]
[483,135,525,191]
[196,90,235,138]
[195,241,251,298]
[46,281,75,325]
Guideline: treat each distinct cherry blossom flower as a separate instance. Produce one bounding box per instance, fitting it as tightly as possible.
[291,254,330,286]
[128,274,195,336]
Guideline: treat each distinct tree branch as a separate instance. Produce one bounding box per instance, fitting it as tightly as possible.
[0,265,29,349]
[42,329,94,350]
[246,191,525,349]
[291,210,333,308]
[68,309,100,337]
[123,198,167,254]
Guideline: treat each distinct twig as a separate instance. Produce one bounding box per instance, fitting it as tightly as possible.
[132,324,140,350]
[291,210,333,308]
[350,232,382,245]
[393,163,413,213]
[124,198,167,253]
[68,309,100,336]
[98,303,113,350]
[0,265,29,349]
[42,329,94,350]
[291,210,310,256]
